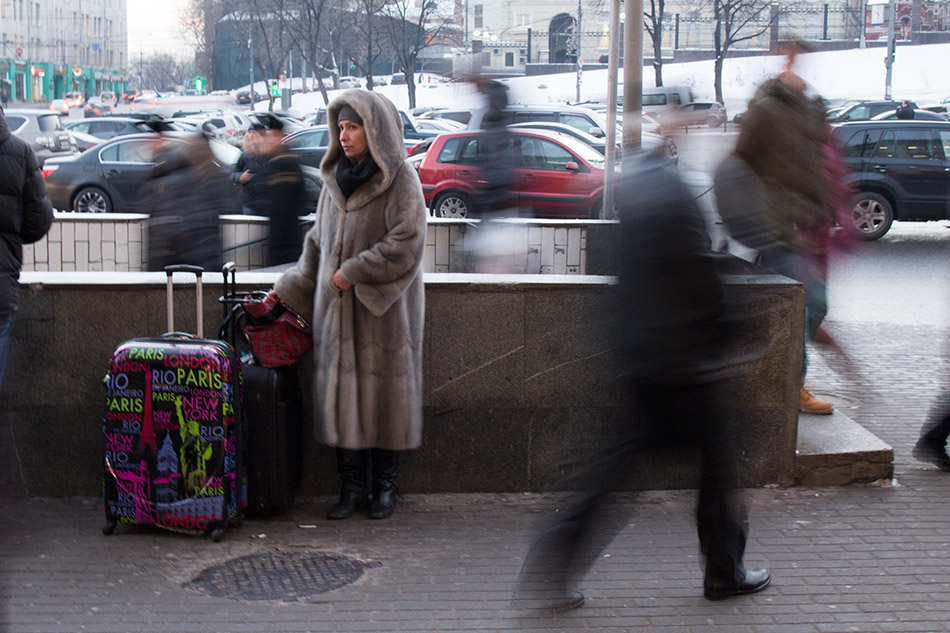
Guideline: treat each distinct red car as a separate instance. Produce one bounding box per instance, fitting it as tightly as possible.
[417,128,615,219]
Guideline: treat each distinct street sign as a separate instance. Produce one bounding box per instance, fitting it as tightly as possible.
[15,47,22,57]
[92,43,100,52]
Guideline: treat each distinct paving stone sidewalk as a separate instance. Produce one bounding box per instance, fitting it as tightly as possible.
[2,320,950,633]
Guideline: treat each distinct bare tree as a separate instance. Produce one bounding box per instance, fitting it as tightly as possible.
[352,0,389,90]
[141,52,195,92]
[379,0,447,108]
[712,0,780,103]
[285,0,339,105]
[644,0,667,87]
[224,0,296,110]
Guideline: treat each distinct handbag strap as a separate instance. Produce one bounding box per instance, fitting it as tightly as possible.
[242,299,289,327]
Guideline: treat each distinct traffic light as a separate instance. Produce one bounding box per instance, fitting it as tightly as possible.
[270,82,281,97]
[193,77,204,91]
[349,57,356,70]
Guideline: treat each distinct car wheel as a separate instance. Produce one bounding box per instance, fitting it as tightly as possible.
[433,191,471,218]
[849,191,894,240]
[590,198,619,219]
[73,186,113,213]
[707,115,723,128]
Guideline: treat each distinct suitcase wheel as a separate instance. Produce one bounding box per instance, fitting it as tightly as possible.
[211,527,227,542]
[102,518,117,536]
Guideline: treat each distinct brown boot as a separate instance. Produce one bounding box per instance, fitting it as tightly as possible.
[800,386,833,415]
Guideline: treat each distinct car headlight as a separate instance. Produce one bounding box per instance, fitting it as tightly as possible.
[35,135,52,149]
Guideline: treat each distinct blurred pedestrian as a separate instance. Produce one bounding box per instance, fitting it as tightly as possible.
[473,77,516,217]
[0,105,54,391]
[512,149,770,611]
[895,100,915,119]
[244,118,307,267]
[141,133,226,271]
[727,39,839,415]
[231,125,267,216]
[270,90,426,520]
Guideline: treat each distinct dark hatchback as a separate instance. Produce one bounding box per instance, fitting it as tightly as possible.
[833,120,950,239]
[43,132,323,214]
[42,133,244,213]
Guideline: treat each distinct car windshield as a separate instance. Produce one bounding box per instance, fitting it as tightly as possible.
[37,114,64,131]
[550,134,606,168]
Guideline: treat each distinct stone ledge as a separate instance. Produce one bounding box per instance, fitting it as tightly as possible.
[795,410,894,486]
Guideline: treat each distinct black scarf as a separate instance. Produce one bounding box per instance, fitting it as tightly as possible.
[335,155,380,199]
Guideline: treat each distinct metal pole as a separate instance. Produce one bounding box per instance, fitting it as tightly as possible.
[860,0,867,48]
[576,0,583,103]
[623,0,643,157]
[884,0,894,99]
[602,0,621,218]
[249,35,255,105]
[527,27,532,65]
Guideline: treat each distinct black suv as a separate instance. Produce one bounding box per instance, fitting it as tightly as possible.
[833,120,950,239]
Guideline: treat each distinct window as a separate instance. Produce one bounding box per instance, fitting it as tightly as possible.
[938,131,950,160]
[5,115,27,132]
[436,137,464,164]
[559,113,596,133]
[520,138,575,170]
[842,129,882,159]
[69,122,92,135]
[457,137,482,165]
[474,4,483,29]
[101,139,159,163]
[642,94,667,106]
[505,52,514,67]
[873,131,895,159]
[512,112,556,124]
[36,114,63,132]
[847,105,871,120]
[893,129,936,160]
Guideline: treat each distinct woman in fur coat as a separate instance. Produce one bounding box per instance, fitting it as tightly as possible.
[272,90,426,520]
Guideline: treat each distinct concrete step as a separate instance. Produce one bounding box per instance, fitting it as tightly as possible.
[795,410,894,486]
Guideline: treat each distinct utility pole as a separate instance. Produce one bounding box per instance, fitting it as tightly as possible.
[884,0,894,99]
[249,34,255,104]
[602,0,621,218]
[576,0,582,103]
[623,0,643,156]
[859,0,867,48]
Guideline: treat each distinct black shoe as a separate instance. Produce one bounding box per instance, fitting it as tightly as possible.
[326,485,368,520]
[912,440,950,471]
[368,487,396,519]
[704,569,771,601]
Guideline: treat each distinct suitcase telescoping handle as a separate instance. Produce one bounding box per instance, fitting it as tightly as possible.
[164,265,204,338]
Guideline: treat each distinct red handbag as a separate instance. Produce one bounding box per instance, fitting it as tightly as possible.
[241,293,313,368]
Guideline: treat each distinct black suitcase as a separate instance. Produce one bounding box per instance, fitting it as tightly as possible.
[220,267,304,516]
[242,362,304,515]
[102,265,244,541]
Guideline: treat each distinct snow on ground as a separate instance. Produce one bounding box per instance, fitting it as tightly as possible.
[253,43,950,117]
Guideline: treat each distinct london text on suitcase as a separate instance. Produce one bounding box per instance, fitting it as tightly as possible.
[102,265,244,542]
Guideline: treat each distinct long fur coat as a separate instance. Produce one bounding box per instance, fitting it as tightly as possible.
[275,90,426,451]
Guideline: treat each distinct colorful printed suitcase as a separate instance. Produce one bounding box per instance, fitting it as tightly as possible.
[102,265,244,542]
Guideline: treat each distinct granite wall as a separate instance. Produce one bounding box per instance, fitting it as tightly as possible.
[0,270,802,498]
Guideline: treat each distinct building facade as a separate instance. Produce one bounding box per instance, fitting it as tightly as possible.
[0,0,129,103]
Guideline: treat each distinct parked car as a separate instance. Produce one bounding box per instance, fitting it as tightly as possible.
[414,118,465,132]
[507,121,678,164]
[390,72,407,85]
[3,108,77,166]
[64,117,160,140]
[49,99,69,115]
[467,104,612,140]
[828,100,918,123]
[337,76,363,89]
[641,85,695,120]
[417,128,616,219]
[99,91,117,107]
[832,119,950,240]
[283,125,332,169]
[83,99,115,118]
[673,100,728,127]
[870,109,949,121]
[64,92,85,108]
[43,132,322,214]
[418,108,474,126]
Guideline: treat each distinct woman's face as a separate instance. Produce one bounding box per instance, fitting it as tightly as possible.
[339,119,369,163]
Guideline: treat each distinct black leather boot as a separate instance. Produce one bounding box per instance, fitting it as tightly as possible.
[326,449,369,520]
[368,449,399,520]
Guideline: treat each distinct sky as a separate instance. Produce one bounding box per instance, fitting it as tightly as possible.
[126,0,194,59]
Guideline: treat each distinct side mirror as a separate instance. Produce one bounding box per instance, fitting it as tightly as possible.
[565,161,580,172]
[589,126,605,138]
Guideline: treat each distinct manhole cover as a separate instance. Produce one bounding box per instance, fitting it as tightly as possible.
[185,551,381,601]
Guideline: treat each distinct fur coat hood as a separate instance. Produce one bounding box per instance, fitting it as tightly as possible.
[320,89,408,210]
